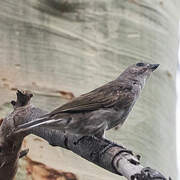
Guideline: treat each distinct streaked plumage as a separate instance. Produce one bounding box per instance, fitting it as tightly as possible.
[14,63,159,137]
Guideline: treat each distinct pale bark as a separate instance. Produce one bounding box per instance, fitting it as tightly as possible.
[0,0,179,179]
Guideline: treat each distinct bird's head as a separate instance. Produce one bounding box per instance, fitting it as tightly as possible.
[118,62,159,88]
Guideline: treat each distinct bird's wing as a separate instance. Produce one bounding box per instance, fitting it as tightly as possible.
[49,81,132,115]
[13,81,133,134]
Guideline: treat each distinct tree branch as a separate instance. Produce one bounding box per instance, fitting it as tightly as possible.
[0,90,170,180]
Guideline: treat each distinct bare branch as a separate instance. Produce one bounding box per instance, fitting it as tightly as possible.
[0,91,169,180]
[0,90,32,180]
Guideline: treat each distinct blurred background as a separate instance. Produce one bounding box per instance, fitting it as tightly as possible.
[0,0,179,179]
[177,41,180,179]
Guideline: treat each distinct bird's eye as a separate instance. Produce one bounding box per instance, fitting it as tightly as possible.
[136,63,144,67]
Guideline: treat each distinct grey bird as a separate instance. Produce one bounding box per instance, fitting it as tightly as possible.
[14,62,159,137]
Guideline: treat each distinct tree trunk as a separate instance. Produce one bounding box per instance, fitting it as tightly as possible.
[0,0,178,179]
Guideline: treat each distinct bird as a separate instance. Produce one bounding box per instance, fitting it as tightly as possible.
[14,62,159,138]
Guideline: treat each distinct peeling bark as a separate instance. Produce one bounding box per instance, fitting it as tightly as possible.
[0,91,169,180]
[25,157,77,180]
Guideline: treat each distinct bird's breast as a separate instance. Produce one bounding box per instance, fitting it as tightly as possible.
[106,107,129,130]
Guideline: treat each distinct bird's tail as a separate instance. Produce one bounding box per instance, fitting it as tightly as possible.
[13,114,62,134]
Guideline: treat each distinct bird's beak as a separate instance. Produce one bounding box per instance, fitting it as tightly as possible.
[149,64,160,71]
